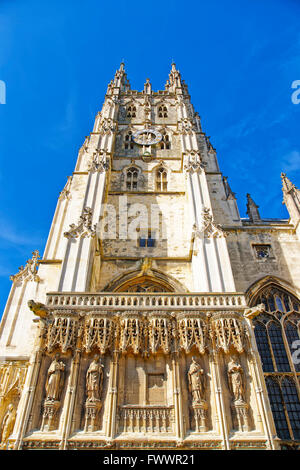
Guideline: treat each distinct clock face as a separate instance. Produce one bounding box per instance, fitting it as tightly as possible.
[132,128,162,146]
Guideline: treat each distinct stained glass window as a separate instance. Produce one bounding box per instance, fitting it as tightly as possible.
[281,378,300,440]
[266,377,290,440]
[252,285,300,442]
[285,322,300,372]
[268,322,290,372]
[254,322,274,372]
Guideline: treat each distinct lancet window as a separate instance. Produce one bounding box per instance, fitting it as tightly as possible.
[155,167,168,192]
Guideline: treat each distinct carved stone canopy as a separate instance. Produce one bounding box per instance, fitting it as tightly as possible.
[59,176,73,201]
[184,152,204,174]
[41,309,249,357]
[88,150,110,173]
[64,207,96,239]
[10,250,40,283]
[98,117,116,135]
[193,208,227,239]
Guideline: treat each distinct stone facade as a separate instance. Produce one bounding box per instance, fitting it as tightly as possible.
[0,64,299,450]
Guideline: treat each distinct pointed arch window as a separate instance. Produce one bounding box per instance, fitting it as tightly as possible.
[251,285,300,443]
[124,131,134,150]
[158,105,168,118]
[156,167,168,192]
[160,131,171,150]
[126,167,139,191]
[127,105,136,118]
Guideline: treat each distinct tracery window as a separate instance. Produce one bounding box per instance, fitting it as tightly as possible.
[253,244,272,259]
[127,105,136,118]
[116,279,170,293]
[124,131,134,149]
[126,167,139,191]
[156,167,168,192]
[158,105,168,118]
[251,285,300,442]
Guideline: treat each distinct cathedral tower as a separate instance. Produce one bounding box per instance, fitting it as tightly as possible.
[0,64,299,450]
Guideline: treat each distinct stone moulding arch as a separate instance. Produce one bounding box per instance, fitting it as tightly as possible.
[246,275,300,306]
[102,269,188,293]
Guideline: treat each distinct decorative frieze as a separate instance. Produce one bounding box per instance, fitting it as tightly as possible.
[36,306,250,356]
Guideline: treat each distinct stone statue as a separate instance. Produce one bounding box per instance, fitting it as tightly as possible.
[188,357,206,404]
[45,354,65,402]
[86,356,104,403]
[227,356,245,403]
[0,404,16,446]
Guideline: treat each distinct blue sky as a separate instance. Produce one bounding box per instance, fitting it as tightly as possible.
[0,0,299,314]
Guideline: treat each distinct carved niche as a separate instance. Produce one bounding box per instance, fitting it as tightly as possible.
[187,357,208,432]
[227,356,250,432]
[84,356,105,432]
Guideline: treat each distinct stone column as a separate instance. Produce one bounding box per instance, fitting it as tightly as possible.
[171,353,184,441]
[105,351,119,441]
[12,318,46,449]
[59,348,81,450]
[208,350,230,450]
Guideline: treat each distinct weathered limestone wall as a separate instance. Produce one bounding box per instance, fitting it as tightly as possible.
[227,228,300,292]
